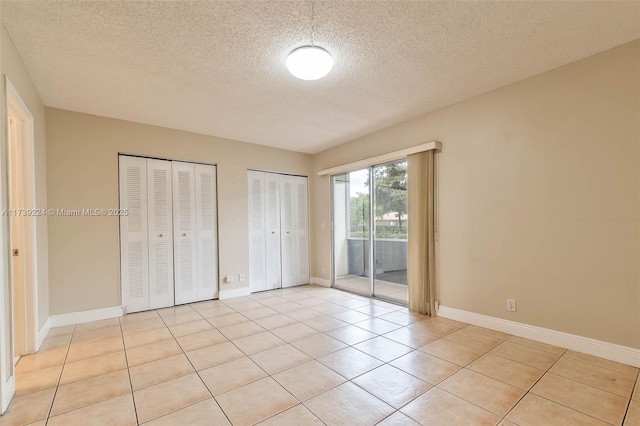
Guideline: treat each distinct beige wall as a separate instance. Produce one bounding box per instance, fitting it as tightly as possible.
[46,108,312,315]
[311,41,640,348]
[1,26,49,329]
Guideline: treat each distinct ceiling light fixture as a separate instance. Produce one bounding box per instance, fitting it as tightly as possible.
[286,2,333,80]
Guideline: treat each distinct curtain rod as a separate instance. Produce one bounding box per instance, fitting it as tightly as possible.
[317,140,441,176]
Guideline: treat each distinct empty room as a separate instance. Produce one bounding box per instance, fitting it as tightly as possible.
[0,1,638,425]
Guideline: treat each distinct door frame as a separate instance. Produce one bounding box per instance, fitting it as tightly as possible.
[330,161,408,305]
[1,78,38,413]
[331,168,375,297]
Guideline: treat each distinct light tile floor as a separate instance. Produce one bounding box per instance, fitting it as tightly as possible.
[1,285,638,426]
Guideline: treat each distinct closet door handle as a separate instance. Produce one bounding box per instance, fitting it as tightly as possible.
[182,233,187,237]
[271,231,276,235]
[158,234,163,238]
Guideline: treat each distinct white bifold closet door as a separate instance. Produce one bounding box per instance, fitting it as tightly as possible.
[279,176,296,288]
[248,171,267,292]
[173,161,198,304]
[147,159,174,309]
[120,156,150,313]
[280,174,310,287]
[194,164,218,301]
[120,156,218,313]
[173,161,218,305]
[294,176,310,286]
[248,171,308,292]
[264,173,282,289]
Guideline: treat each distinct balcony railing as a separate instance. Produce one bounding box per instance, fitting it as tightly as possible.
[345,237,407,282]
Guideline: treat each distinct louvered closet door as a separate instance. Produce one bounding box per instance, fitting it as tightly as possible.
[195,164,218,301]
[147,159,174,309]
[173,161,198,305]
[119,156,149,313]
[294,176,310,285]
[248,171,267,292]
[280,176,296,288]
[264,173,282,289]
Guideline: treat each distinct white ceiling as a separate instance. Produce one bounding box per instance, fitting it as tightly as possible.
[2,1,639,154]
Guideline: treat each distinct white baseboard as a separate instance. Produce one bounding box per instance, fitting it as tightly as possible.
[437,305,640,368]
[220,286,251,299]
[49,305,124,328]
[310,277,331,287]
[35,317,51,351]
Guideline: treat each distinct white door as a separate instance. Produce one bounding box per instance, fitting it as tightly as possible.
[119,156,150,313]
[0,212,14,414]
[264,173,282,289]
[173,161,198,305]
[280,176,296,288]
[147,159,174,309]
[8,116,26,360]
[294,176,310,285]
[248,171,267,292]
[195,164,218,301]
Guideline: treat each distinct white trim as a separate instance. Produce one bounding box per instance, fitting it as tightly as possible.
[220,286,251,300]
[48,306,124,328]
[317,140,442,176]
[310,277,331,287]
[1,376,14,414]
[437,305,640,368]
[6,77,38,355]
[35,317,51,351]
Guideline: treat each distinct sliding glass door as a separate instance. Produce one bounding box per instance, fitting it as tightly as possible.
[331,160,408,304]
[372,161,408,303]
[332,169,371,295]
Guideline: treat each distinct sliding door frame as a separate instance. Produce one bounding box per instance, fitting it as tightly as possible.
[330,163,407,306]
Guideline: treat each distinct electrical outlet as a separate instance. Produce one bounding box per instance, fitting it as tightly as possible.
[225,275,234,283]
[239,273,245,282]
[507,299,516,312]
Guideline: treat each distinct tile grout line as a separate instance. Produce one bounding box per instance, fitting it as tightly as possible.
[8,288,389,424]
[43,324,75,425]
[620,369,639,426]
[19,286,639,426]
[185,301,237,426]
[500,346,571,423]
[137,304,223,425]
[220,287,326,424]
[250,287,340,425]
[391,341,499,420]
[223,288,365,424]
[42,322,137,423]
[117,315,140,426]
[315,317,553,424]
[135,304,234,425]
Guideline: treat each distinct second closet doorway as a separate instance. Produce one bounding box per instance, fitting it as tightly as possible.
[248,170,309,293]
[119,155,218,313]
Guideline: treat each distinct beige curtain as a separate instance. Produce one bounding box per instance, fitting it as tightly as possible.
[407,150,436,315]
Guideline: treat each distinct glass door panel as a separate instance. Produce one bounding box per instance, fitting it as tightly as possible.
[372,161,408,303]
[332,169,371,296]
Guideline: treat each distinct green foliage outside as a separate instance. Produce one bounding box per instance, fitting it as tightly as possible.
[348,161,408,240]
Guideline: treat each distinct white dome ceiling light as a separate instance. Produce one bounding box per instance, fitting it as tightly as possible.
[286,46,333,80]
[286,2,333,81]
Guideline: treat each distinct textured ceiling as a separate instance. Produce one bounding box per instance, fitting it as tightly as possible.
[2,1,639,154]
